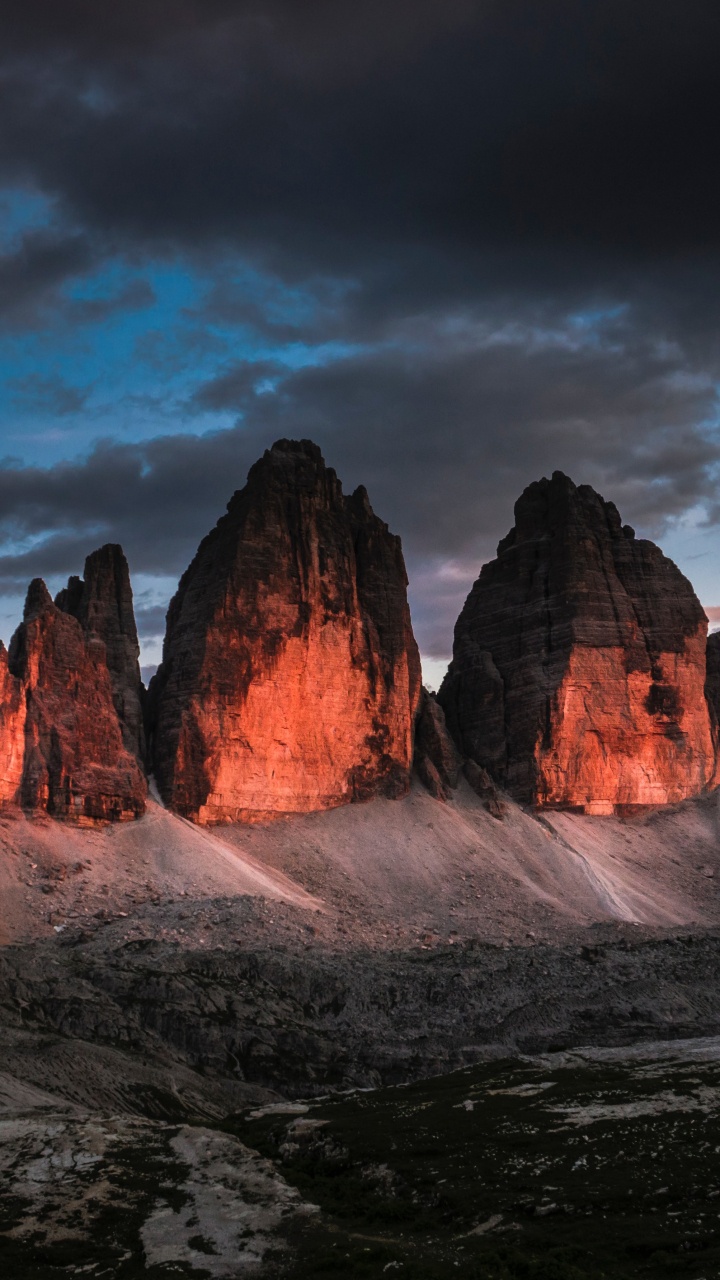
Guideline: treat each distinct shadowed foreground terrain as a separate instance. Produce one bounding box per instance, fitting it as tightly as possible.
[3,786,720,1275]
[5,921,720,1276]
[233,1038,720,1278]
[5,1034,720,1277]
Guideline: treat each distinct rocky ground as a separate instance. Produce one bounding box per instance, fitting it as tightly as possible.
[4,918,720,1107]
[231,1036,720,1278]
[3,784,720,1275]
[0,1077,318,1278]
[6,1017,720,1277]
[2,780,720,950]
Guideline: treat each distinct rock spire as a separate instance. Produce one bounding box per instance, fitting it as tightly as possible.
[439,471,716,812]
[148,439,422,822]
[55,544,145,762]
[4,562,146,822]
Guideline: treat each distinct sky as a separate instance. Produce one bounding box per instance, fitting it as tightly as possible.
[2,1,720,688]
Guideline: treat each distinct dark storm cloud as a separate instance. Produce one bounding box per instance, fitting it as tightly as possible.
[0,230,93,329]
[0,432,261,594]
[1,303,719,654]
[2,0,720,354]
[134,603,170,642]
[2,1,720,276]
[193,359,289,411]
[9,373,88,416]
[0,230,157,332]
[184,273,349,343]
[3,2,720,656]
[69,279,156,324]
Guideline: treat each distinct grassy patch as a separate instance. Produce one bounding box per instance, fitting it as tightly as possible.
[0,1123,209,1279]
[228,1049,720,1278]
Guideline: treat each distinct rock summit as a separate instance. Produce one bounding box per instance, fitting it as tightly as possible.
[439,471,717,812]
[148,439,422,822]
[0,547,146,822]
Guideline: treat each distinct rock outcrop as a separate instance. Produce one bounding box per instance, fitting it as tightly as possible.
[0,643,27,807]
[148,439,422,823]
[462,759,507,820]
[55,545,145,762]
[414,689,462,801]
[0,560,146,823]
[439,471,717,812]
[705,631,720,746]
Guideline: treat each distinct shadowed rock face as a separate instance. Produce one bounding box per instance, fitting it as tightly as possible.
[56,545,145,763]
[439,471,716,812]
[705,631,720,740]
[1,571,146,823]
[414,688,462,801]
[149,439,422,823]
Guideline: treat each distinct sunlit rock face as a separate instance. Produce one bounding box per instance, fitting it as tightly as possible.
[4,577,146,823]
[0,643,27,807]
[439,471,716,812]
[56,544,146,763]
[149,439,422,823]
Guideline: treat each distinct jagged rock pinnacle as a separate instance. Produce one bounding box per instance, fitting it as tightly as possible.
[439,471,717,812]
[148,439,422,822]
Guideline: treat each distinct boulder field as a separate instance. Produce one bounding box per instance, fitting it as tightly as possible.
[0,448,718,824]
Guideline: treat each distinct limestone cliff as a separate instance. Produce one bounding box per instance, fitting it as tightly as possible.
[439,471,716,811]
[8,579,146,822]
[0,642,26,807]
[149,439,422,822]
[414,688,462,801]
[705,630,720,751]
[0,559,146,822]
[56,544,145,762]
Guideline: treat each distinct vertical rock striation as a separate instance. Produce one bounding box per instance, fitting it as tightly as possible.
[439,471,717,812]
[56,544,145,762]
[414,688,463,801]
[705,630,720,749]
[0,551,146,823]
[149,439,422,823]
[0,642,27,807]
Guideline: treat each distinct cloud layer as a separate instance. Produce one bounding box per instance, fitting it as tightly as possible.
[1,2,720,666]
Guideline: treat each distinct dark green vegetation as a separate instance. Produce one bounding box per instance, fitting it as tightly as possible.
[229,1044,720,1279]
[5,925,720,1277]
[0,1122,197,1279]
[4,1041,720,1277]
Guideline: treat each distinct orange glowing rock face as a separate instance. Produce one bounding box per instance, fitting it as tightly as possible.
[0,557,146,823]
[535,642,715,811]
[149,439,422,823]
[439,471,717,812]
[56,544,146,763]
[0,644,27,805]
